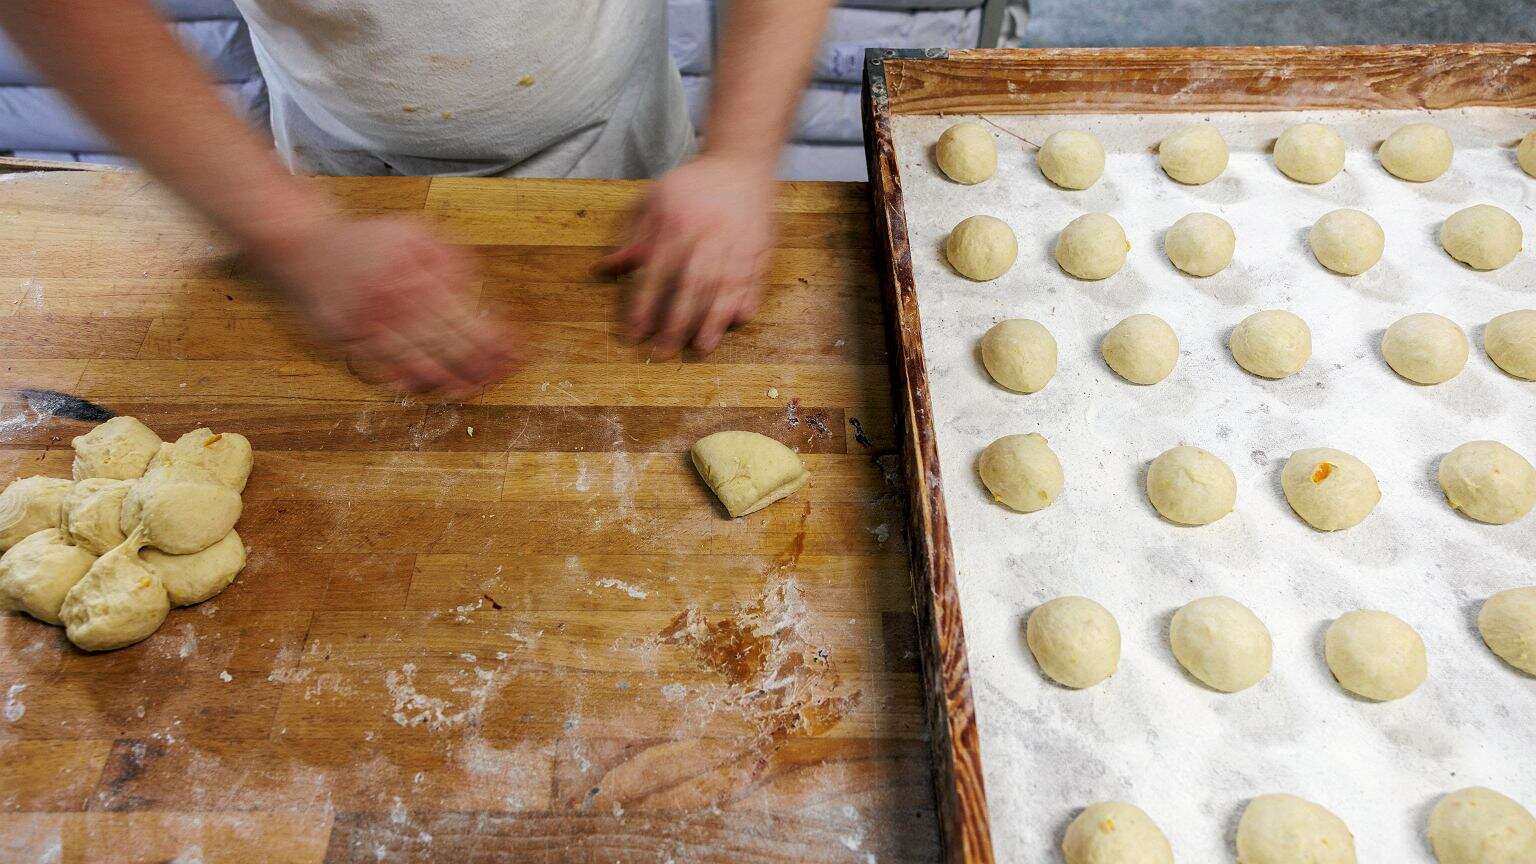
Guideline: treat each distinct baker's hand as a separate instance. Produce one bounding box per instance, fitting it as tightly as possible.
[602,154,775,357]
[253,216,518,397]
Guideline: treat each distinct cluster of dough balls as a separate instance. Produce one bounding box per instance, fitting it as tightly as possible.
[1059,789,1534,864]
[0,417,251,651]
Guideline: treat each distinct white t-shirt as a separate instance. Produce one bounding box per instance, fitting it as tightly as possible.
[233,0,695,178]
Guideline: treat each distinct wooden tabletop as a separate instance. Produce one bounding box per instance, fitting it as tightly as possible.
[0,171,939,863]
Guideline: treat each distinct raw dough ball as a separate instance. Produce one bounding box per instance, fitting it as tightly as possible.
[1438,440,1536,525]
[1324,609,1427,701]
[1169,596,1273,692]
[1062,801,1172,864]
[1441,204,1522,270]
[1428,787,1536,864]
[120,467,243,554]
[71,416,162,481]
[1485,309,1536,379]
[59,478,132,555]
[935,122,997,185]
[1158,124,1228,185]
[1275,122,1346,184]
[0,476,72,551]
[977,433,1063,513]
[1381,312,1468,385]
[143,529,246,607]
[980,319,1058,394]
[0,528,96,625]
[1237,793,1357,864]
[1230,310,1312,379]
[1037,129,1105,190]
[1026,596,1120,689]
[1520,131,1536,178]
[946,215,1017,282]
[1055,212,1129,280]
[148,428,254,492]
[59,532,169,652]
[1146,446,1236,526]
[1309,209,1384,275]
[1479,587,1536,675]
[1102,314,1179,385]
[1379,122,1453,182]
[1165,212,1235,277]
[690,431,808,518]
[1281,448,1380,531]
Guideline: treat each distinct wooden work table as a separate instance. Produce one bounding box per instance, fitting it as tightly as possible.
[0,170,939,863]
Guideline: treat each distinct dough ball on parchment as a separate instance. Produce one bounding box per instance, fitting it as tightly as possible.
[1062,801,1173,864]
[120,466,243,555]
[1027,596,1120,689]
[1379,122,1453,182]
[143,529,246,608]
[1281,448,1380,531]
[1146,446,1236,527]
[1102,314,1179,385]
[1479,587,1536,675]
[1055,212,1129,280]
[1158,124,1228,185]
[148,428,254,492]
[1037,129,1105,190]
[1428,786,1536,864]
[1441,204,1522,271]
[0,476,72,552]
[1324,609,1427,701]
[980,319,1058,394]
[1438,440,1536,525]
[977,433,1062,513]
[1230,310,1312,379]
[60,531,169,652]
[1165,212,1235,277]
[1381,312,1468,385]
[1309,209,1384,276]
[1485,309,1536,380]
[72,416,162,481]
[1237,793,1357,864]
[59,478,132,556]
[946,215,1017,282]
[0,528,96,625]
[1520,131,1536,178]
[690,431,808,518]
[1275,122,1346,184]
[1169,596,1272,692]
[935,122,997,185]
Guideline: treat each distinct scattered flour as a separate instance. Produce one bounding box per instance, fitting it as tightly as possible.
[4,683,26,721]
[595,578,648,600]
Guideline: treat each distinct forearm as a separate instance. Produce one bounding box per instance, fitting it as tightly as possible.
[0,0,337,253]
[701,0,835,168]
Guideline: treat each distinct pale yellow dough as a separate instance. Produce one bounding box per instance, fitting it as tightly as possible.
[1027,596,1120,689]
[1158,124,1228,185]
[1428,787,1536,864]
[1037,129,1105,190]
[1230,310,1311,379]
[1479,587,1536,675]
[980,319,1058,394]
[1062,801,1173,864]
[143,530,247,607]
[1324,609,1427,701]
[1381,312,1468,385]
[1441,204,1522,270]
[1102,314,1179,385]
[690,431,808,518]
[0,476,72,551]
[120,466,243,554]
[148,428,254,492]
[1055,212,1129,280]
[1169,596,1272,692]
[1485,309,1536,380]
[1379,122,1452,182]
[1275,122,1346,184]
[1237,794,1357,864]
[59,478,132,555]
[1146,446,1235,526]
[1519,131,1536,178]
[935,122,997,185]
[1437,440,1536,525]
[0,528,96,625]
[1165,212,1235,277]
[1309,209,1384,276]
[977,433,1062,513]
[60,531,170,652]
[946,215,1017,282]
[1280,448,1380,531]
[71,415,161,481]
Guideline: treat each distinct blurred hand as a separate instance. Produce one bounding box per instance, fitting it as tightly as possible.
[602,154,775,357]
[254,216,519,398]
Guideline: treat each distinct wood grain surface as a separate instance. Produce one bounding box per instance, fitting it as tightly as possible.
[0,171,938,863]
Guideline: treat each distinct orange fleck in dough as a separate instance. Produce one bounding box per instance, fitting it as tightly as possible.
[1312,463,1334,483]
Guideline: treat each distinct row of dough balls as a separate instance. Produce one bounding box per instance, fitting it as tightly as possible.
[983,310,1536,392]
[1026,590,1534,697]
[979,437,1536,528]
[1059,788,1535,864]
[943,202,1524,283]
[936,118,1536,190]
[0,416,251,651]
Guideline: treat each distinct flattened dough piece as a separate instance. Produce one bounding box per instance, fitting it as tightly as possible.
[1169,596,1272,692]
[980,319,1057,394]
[1429,787,1536,864]
[60,532,169,651]
[0,476,72,551]
[1027,596,1120,689]
[0,528,97,625]
[143,529,247,607]
[1062,801,1173,864]
[1237,793,1357,864]
[60,478,132,555]
[1479,587,1536,675]
[1281,448,1380,531]
[1438,440,1536,525]
[977,433,1063,513]
[148,428,254,492]
[1485,309,1536,380]
[121,466,243,554]
[72,416,162,481]
[1324,609,1427,701]
[1146,446,1236,526]
[690,431,808,518]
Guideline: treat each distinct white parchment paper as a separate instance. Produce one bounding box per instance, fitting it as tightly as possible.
[891,107,1536,862]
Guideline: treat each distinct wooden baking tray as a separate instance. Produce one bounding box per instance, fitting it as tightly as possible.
[860,43,1536,864]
